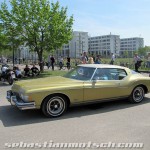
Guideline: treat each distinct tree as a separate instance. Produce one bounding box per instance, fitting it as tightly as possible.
[0,0,73,71]
[138,46,150,57]
[0,23,8,52]
[0,21,23,65]
[123,51,129,58]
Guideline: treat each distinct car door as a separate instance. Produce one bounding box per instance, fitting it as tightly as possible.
[83,68,129,101]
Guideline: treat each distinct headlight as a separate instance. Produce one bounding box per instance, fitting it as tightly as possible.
[20,93,30,102]
[20,94,24,99]
[23,95,29,101]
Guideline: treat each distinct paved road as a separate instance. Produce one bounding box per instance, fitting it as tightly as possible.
[0,83,150,150]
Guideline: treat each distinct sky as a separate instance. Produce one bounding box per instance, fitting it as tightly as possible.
[1,0,150,46]
[53,0,150,46]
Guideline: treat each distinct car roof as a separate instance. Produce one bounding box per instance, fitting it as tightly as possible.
[78,64,127,69]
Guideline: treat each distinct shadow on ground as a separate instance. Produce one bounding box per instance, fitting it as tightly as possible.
[1,97,150,127]
[0,82,12,87]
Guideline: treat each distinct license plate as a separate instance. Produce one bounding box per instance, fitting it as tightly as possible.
[11,74,16,79]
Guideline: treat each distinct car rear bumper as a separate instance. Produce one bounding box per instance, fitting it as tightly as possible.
[6,90,36,110]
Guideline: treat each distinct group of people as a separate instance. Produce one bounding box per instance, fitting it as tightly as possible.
[2,52,142,76]
[0,64,40,80]
[80,52,116,65]
[47,55,71,70]
[81,51,144,73]
[80,52,102,64]
[23,64,40,77]
[13,64,40,78]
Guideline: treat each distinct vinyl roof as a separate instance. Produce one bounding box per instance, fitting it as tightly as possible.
[78,64,127,69]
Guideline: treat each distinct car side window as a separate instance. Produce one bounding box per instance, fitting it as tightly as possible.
[93,68,127,81]
[93,68,110,80]
[109,69,127,80]
[118,69,127,80]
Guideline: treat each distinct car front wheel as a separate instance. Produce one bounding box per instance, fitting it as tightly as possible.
[42,95,67,117]
[129,86,145,103]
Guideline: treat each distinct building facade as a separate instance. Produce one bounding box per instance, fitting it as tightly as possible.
[88,34,120,57]
[59,31,88,58]
[16,44,38,63]
[120,37,144,57]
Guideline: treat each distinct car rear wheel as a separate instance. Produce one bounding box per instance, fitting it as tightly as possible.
[42,95,67,117]
[129,86,145,103]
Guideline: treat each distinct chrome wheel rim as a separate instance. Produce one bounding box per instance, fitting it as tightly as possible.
[47,97,65,116]
[133,87,144,102]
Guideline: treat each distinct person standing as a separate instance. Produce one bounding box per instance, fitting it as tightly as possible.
[110,53,115,65]
[47,54,51,69]
[23,58,25,63]
[88,55,94,64]
[133,53,142,72]
[59,56,64,70]
[81,52,88,64]
[91,54,95,62]
[95,55,101,64]
[50,55,55,71]
[66,55,71,70]
[1,55,4,63]
[15,58,17,64]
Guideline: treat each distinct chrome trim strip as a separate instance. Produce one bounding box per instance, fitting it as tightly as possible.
[10,96,36,110]
[90,68,97,80]
[71,96,129,106]
[6,91,36,110]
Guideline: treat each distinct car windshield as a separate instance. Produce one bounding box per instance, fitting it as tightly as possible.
[64,66,96,81]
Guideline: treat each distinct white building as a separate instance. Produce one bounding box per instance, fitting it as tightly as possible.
[88,34,120,57]
[16,43,38,63]
[59,31,88,58]
[120,37,144,56]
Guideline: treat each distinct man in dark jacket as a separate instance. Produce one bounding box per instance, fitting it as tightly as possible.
[50,55,55,71]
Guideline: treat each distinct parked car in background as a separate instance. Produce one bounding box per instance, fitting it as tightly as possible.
[6,64,150,117]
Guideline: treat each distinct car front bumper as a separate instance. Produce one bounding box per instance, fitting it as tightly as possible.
[6,90,36,110]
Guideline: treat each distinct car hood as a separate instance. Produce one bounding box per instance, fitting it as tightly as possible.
[12,76,83,93]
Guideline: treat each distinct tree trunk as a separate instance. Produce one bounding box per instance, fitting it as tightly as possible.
[37,50,44,72]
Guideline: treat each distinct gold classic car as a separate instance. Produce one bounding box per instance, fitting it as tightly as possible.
[6,64,150,117]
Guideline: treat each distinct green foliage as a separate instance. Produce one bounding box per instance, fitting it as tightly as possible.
[0,23,8,51]
[138,46,150,56]
[121,51,129,58]
[0,0,74,70]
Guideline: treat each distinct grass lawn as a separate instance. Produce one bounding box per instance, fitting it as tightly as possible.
[20,70,68,80]
[39,70,67,78]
